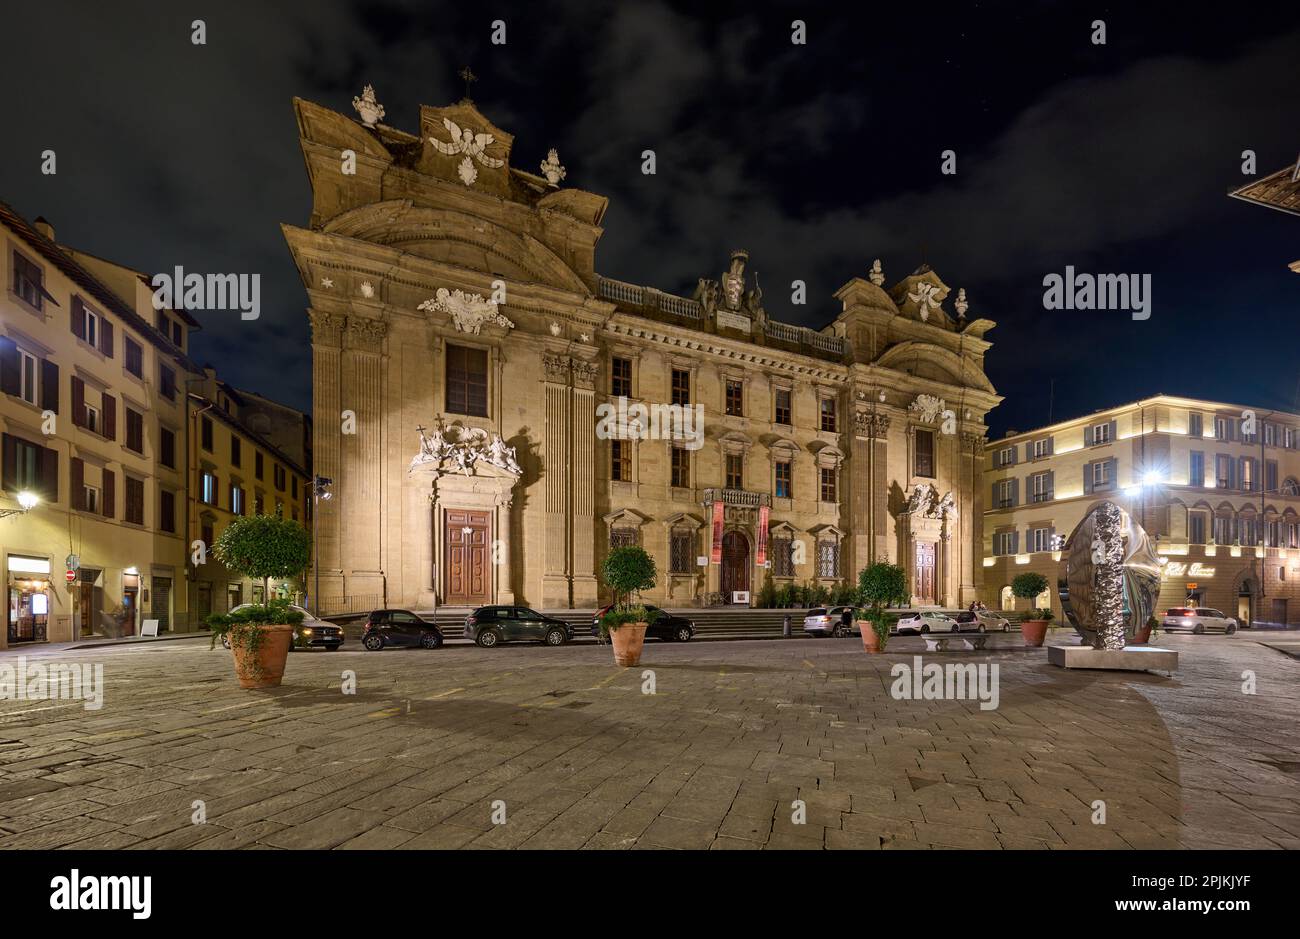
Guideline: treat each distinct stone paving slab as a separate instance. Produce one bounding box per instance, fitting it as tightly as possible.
[0,633,1297,849]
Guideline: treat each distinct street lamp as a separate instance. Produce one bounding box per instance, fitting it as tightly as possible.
[310,476,333,616]
[1,491,40,520]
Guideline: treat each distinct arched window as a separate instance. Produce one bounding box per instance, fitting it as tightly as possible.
[1281,477,1300,497]
[999,585,1014,611]
[1035,588,1052,609]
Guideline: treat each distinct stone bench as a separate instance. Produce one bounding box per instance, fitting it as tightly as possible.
[922,633,989,652]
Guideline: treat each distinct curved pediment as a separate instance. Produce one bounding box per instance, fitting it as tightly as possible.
[322,200,589,294]
[874,340,996,394]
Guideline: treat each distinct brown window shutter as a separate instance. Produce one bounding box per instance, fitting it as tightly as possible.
[40,360,58,414]
[72,376,85,428]
[1,434,15,491]
[103,393,116,441]
[41,446,59,503]
[72,296,85,340]
[0,337,18,397]
[102,468,115,518]
[100,319,114,357]
[71,457,85,510]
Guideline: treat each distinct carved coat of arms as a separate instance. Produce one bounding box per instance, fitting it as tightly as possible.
[428,117,506,186]
[418,288,514,334]
[909,394,946,424]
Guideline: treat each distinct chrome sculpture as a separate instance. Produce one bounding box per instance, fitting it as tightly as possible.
[1058,500,1162,650]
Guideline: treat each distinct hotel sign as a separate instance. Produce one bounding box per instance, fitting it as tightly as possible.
[1162,562,1216,578]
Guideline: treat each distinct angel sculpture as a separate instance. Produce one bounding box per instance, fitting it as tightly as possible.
[907,483,937,515]
[487,435,523,475]
[429,117,505,186]
[937,491,959,522]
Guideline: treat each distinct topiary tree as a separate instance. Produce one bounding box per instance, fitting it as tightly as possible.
[213,514,311,603]
[858,562,909,649]
[600,545,657,634]
[1011,571,1051,618]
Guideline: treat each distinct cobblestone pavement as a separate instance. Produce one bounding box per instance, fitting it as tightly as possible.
[1,632,1297,850]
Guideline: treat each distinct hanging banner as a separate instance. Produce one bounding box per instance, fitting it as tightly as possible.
[710,501,725,563]
[756,505,770,567]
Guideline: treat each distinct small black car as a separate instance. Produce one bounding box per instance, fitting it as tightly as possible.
[362,609,445,651]
[590,605,696,642]
[465,606,574,647]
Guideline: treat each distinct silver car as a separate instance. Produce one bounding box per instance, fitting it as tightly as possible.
[1161,607,1237,635]
[803,606,857,638]
[895,611,960,634]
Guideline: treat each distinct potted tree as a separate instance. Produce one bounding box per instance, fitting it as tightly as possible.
[1135,614,1159,645]
[210,515,311,687]
[599,545,657,667]
[858,562,907,653]
[1012,572,1052,646]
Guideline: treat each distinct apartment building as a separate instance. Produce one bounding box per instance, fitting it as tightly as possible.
[0,202,200,646]
[983,395,1300,626]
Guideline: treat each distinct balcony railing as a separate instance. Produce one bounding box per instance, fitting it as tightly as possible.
[597,277,703,319]
[702,488,772,508]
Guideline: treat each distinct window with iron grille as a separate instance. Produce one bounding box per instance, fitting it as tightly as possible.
[817,540,839,578]
[771,537,794,576]
[611,357,632,398]
[774,460,792,498]
[725,379,744,416]
[725,453,743,489]
[671,368,690,407]
[611,439,630,481]
[820,466,837,503]
[610,527,638,548]
[670,446,689,488]
[819,396,837,433]
[670,530,693,573]
[914,429,935,478]
[774,388,791,426]
[446,344,488,417]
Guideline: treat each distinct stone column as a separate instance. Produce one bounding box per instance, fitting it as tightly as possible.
[496,495,515,605]
[571,356,599,606]
[871,413,892,563]
[308,310,347,600]
[541,352,571,606]
[341,316,388,596]
[960,430,985,606]
[851,409,873,575]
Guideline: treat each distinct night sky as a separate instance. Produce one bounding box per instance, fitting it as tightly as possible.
[3,1,1298,435]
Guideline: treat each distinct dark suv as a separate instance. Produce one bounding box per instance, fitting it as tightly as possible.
[466,606,574,647]
[362,610,445,651]
[590,605,696,642]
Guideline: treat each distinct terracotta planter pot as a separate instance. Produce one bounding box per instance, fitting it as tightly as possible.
[609,622,648,667]
[1020,619,1049,647]
[1134,625,1152,645]
[861,627,881,653]
[229,623,294,689]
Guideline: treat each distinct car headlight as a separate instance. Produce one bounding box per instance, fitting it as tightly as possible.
[302,628,313,635]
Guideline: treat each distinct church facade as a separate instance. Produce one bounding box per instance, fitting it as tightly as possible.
[283,90,1002,611]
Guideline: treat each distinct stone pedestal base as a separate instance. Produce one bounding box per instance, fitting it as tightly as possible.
[1048,644,1178,674]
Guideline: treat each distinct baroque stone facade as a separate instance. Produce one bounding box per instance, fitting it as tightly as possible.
[283,93,1002,610]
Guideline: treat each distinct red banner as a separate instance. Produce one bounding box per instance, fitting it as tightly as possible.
[756,505,770,567]
[710,501,724,563]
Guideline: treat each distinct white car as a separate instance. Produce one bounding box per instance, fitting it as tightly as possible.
[219,604,343,650]
[803,606,857,638]
[894,611,960,634]
[953,610,1011,632]
[1161,607,1238,635]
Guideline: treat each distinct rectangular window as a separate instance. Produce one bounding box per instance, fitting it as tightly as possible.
[725,453,743,490]
[126,408,144,454]
[201,471,218,506]
[998,447,1015,467]
[609,528,638,549]
[159,364,176,401]
[1215,417,1229,441]
[1189,513,1206,545]
[1266,460,1278,495]
[255,451,264,480]
[993,532,1016,556]
[82,307,99,349]
[669,530,693,574]
[13,251,45,310]
[819,396,837,433]
[914,429,935,478]
[611,440,630,481]
[292,476,298,499]
[996,479,1015,509]
[820,466,837,503]
[201,520,215,548]
[172,321,183,347]
[670,446,689,488]
[83,485,100,515]
[15,348,38,406]
[231,436,241,467]
[611,357,632,398]
[8,436,43,491]
[671,368,690,407]
[1264,423,1277,446]
[725,379,744,417]
[1188,412,1203,437]
[445,344,488,416]
[231,485,245,516]
[1032,438,1050,459]
[84,403,101,436]
[201,415,213,452]
[159,426,176,468]
[1216,453,1232,488]
[1091,423,1111,445]
[774,460,792,499]
[1242,459,1254,492]
[816,541,839,579]
[1092,461,1109,487]
[125,336,143,378]
[1030,471,1052,503]
[125,476,144,525]
[160,490,176,533]
[274,465,285,491]
[774,388,791,426]
[1190,451,1204,487]
[1031,528,1052,553]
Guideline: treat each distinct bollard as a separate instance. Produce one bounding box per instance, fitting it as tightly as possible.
[783,613,791,638]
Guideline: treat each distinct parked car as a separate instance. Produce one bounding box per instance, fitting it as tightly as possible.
[1161,607,1238,635]
[894,611,960,634]
[220,603,343,651]
[468,606,574,647]
[362,609,445,650]
[954,610,1011,633]
[590,605,695,642]
[803,606,857,638]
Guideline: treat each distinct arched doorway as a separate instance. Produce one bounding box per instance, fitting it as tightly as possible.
[999,585,1014,611]
[721,531,751,601]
